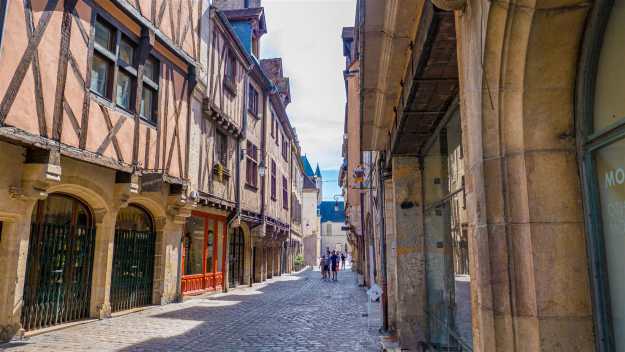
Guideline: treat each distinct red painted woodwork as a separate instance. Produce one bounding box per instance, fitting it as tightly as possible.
[181,211,227,295]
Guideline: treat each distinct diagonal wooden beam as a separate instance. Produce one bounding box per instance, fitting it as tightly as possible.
[134,0,142,16]
[67,51,85,89]
[166,70,187,172]
[175,1,182,46]
[51,0,79,141]
[24,0,48,138]
[97,104,125,161]
[151,0,157,23]
[179,14,190,47]
[79,10,97,149]
[187,0,196,59]
[71,8,89,46]
[63,99,81,139]
[159,67,171,170]
[156,0,167,29]
[168,2,177,45]
[0,0,58,124]
[144,128,151,169]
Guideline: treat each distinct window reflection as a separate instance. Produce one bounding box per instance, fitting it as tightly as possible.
[423,108,472,349]
[184,216,205,275]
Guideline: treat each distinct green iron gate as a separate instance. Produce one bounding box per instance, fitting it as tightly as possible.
[21,196,96,331]
[228,229,244,287]
[110,205,155,312]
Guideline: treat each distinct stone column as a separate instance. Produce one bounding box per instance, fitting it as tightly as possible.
[242,225,252,286]
[455,1,594,350]
[383,178,398,333]
[0,201,37,341]
[266,245,273,279]
[89,209,117,318]
[152,217,184,305]
[390,156,427,347]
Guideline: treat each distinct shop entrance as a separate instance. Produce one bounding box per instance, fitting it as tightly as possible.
[228,228,244,287]
[181,212,226,294]
[21,194,96,331]
[110,205,155,312]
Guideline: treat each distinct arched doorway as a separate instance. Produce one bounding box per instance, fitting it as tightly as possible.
[21,194,96,331]
[228,228,244,287]
[110,205,155,312]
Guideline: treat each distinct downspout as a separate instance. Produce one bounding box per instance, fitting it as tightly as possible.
[288,141,293,273]
[378,153,389,333]
[360,191,366,285]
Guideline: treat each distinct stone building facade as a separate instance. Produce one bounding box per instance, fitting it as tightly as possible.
[0,0,305,342]
[302,155,322,266]
[344,0,625,351]
[319,201,349,255]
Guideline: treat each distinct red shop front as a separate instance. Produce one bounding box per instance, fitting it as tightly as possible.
[181,211,228,294]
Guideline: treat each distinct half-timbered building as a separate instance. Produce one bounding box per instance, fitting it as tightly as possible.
[0,0,203,340]
[182,7,253,296]
[0,0,306,340]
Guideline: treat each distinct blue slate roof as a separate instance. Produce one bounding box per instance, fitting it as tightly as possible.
[315,164,322,177]
[319,201,345,223]
[301,155,315,177]
[230,21,253,54]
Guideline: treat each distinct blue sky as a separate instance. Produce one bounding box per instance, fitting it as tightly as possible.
[260,0,356,201]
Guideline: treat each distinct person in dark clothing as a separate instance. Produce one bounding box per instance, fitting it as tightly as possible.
[340,252,346,269]
[330,251,339,281]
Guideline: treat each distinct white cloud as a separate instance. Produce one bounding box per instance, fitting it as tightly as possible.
[260,0,356,171]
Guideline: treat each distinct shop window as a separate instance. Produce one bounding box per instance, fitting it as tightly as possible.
[184,215,205,275]
[579,2,625,349]
[422,105,472,349]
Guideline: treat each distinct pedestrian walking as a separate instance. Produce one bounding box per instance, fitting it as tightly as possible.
[330,251,339,281]
[341,252,346,270]
[320,255,329,280]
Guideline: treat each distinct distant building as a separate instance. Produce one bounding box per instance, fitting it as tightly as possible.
[319,201,349,254]
[301,155,321,266]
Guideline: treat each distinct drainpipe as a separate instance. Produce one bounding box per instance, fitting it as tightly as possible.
[378,154,389,333]
[359,191,366,285]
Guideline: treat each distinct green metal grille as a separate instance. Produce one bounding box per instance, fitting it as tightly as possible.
[21,223,96,331]
[228,230,244,287]
[110,229,155,312]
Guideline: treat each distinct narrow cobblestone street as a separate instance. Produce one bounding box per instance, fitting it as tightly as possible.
[1,268,380,352]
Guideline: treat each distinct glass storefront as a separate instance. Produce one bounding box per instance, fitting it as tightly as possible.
[181,212,226,294]
[423,107,472,350]
[581,0,625,349]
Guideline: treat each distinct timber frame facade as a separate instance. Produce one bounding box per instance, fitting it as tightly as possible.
[0,0,304,341]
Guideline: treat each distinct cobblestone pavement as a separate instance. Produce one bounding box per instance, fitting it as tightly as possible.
[2,268,381,352]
